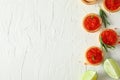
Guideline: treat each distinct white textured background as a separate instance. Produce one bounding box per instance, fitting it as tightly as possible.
[0,0,120,80]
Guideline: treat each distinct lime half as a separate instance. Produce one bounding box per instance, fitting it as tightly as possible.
[104,58,120,79]
[81,70,97,80]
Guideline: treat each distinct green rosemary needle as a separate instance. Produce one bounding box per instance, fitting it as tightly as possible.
[99,37,115,52]
[99,9,110,28]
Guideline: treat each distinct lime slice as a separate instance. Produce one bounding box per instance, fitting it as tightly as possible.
[81,70,97,80]
[104,58,120,79]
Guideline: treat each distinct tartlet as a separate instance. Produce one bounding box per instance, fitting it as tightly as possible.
[82,0,97,5]
[85,46,104,66]
[99,29,118,46]
[103,0,120,12]
[83,13,102,33]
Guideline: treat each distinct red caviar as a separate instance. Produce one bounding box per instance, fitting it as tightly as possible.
[83,13,101,32]
[100,29,118,46]
[86,47,103,65]
[104,0,120,12]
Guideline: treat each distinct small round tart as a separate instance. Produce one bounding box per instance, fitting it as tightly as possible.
[82,0,97,5]
[83,13,102,33]
[85,46,104,65]
[100,29,118,46]
[103,0,120,12]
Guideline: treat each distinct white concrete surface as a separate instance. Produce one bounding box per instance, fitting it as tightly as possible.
[0,0,120,80]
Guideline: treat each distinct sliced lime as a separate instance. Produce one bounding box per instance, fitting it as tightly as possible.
[81,70,97,80]
[104,58,120,79]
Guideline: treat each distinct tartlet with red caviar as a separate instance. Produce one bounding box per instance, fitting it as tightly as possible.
[85,46,104,66]
[99,29,119,52]
[83,13,102,33]
[100,29,118,46]
[82,0,97,5]
[103,0,120,12]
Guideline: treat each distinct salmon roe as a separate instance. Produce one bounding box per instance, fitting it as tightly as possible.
[100,29,118,46]
[105,0,120,11]
[84,14,101,32]
[86,47,103,65]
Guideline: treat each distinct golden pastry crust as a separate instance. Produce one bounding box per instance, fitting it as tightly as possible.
[82,0,97,5]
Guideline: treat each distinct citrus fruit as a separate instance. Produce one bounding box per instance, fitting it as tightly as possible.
[81,70,98,80]
[104,58,120,79]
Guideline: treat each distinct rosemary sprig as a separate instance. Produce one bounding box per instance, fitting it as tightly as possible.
[99,9,110,28]
[100,37,108,52]
[99,37,115,52]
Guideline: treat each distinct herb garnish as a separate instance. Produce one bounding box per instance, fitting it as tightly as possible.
[99,37,115,52]
[99,9,110,28]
